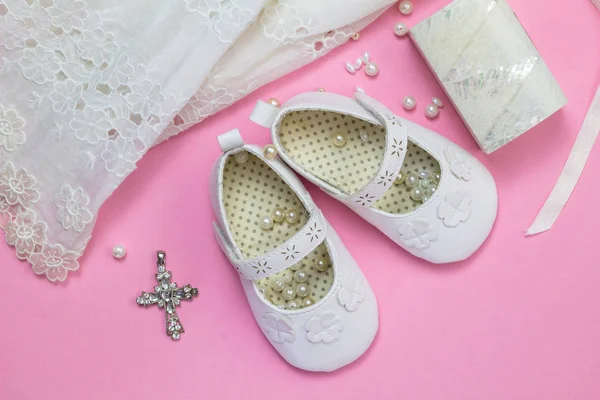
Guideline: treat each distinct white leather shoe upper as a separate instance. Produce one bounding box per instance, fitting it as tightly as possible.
[251,92,498,263]
[210,129,378,372]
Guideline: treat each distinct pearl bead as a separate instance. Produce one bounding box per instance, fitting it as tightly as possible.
[259,287,266,294]
[355,86,365,94]
[270,278,285,292]
[272,208,285,222]
[318,88,326,92]
[282,287,296,301]
[332,132,347,147]
[359,130,369,142]
[302,298,314,308]
[424,185,436,197]
[394,171,405,185]
[296,283,310,298]
[422,191,431,203]
[420,178,431,189]
[399,0,413,15]
[425,103,439,118]
[315,258,329,272]
[365,62,379,77]
[351,33,360,40]
[263,144,277,159]
[112,244,126,259]
[394,22,408,37]
[405,173,419,188]
[432,173,441,183]
[290,263,302,271]
[345,62,356,74]
[294,268,308,283]
[432,97,444,108]
[267,98,280,107]
[282,271,293,284]
[410,187,423,201]
[418,170,431,179]
[259,215,274,230]
[354,57,363,70]
[402,96,416,110]
[234,151,249,164]
[285,209,300,224]
[362,52,371,63]
[286,300,299,310]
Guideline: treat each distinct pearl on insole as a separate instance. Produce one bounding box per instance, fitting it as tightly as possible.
[418,170,431,179]
[405,173,419,188]
[394,22,408,37]
[359,130,369,142]
[259,215,274,230]
[272,208,285,222]
[315,258,329,272]
[410,187,423,201]
[332,132,347,147]
[282,286,296,301]
[294,268,308,283]
[399,0,413,15]
[402,96,416,110]
[425,103,439,118]
[285,209,300,224]
[296,283,310,298]
[112,244,126,259]
[302,298,314,308]
[282,271,293,284]
[263,144,277,159]
[365,62,379,77]
[394,171,405,185]
[270,278,285,292]
[432,97,444,108]
[267,98,280,107]
[233,151,249,164]
[432,173,441,183]
[287,300,299,310]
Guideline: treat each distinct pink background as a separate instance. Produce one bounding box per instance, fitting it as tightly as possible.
[2,1,600,399]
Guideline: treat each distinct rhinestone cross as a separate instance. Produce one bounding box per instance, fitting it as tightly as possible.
[136,251,199,341]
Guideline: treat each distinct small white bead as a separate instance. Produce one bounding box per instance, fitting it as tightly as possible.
[233,151,249,164]
[355,86,366,94]
[259,216,274,230]
[263,144,277,159]
[399,0,413,15]
[359,130,369,142]
[317,88,326,92]
[394,171,405,185]
[432,97,444,108]
[418,170,431,179]
[332,133,347,147]
[285,209,300,224]
[270,278,285,292]
[267,98,280,108]
[433,173,441,183]
[425,103,439,118]
[294,268,308,283]
[362,52,371,63]
[286,300,299,310]
[365,62,379,77]
[345,62,356,74]
[410,187,423,201]
[405,173,419,188]
[296,284,310,298]
[112,245,126,259]
[282,271,293,284]
[272,208,285,222]
[282,287,296,301]
[420,178,431,189]
[402,96,416,110]
[394,22,408,37]
[302,298,315,308]
[315,258,329,272]
[424,185,436,197]
[354,57,363,70]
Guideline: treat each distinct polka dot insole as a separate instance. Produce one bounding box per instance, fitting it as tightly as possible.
[222,153,334,309]
[277,110,441,214]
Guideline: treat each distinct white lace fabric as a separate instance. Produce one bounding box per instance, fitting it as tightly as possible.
[0,0,394,282]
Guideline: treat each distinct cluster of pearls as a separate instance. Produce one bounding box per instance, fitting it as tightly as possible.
[345,52,378,77]
[395,170,440,203]
[266,257,331,310]
[401,96,444,119]
[259,207,301,230]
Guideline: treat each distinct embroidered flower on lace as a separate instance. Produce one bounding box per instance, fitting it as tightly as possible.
[214,5,252,44]
[55,184,93,232]
[0,162,40,207]
[0,196,10,218]
[127,81,165,119]
[184,0,221,14]
[0,105,26,152]
[50,80,82,113]
[100,54,135,89]
[47,0,88,32]
[5,210,47,260]
[0,13,29,50]
[78,29,119,66]
[29,244,80,282]
[261,3,306,44]
[70,107,111,144]
[101,138,138,177]
[19,47,60,85]
[190,86,234,118]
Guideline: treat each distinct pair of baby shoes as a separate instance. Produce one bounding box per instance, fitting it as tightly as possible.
[210,92,498,372]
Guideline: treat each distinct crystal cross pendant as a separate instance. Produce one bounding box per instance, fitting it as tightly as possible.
[136,251,199,341]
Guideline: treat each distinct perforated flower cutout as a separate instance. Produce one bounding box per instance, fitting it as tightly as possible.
[262,313,295,344]
[0,105,26,152]
[251,260,270,275]
[29,244,80,282]
[438,190,472,227]
[338,273,365,312]
[5,210,47,260]
[55,185,94,232]
[0,162,40,207]
[306,311,343,344]
[444,147,472,181]
[398,218,438,250]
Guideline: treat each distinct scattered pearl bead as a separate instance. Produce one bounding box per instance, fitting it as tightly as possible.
[302,298,315,308]
[432,97,444,108]
[270,278,285,292]
[285,209,300,224]
[263,144,277,159]
[405,173,419,188]
[318,88,326,92]
[402,96,416,110]
[315,258,329,272]
[410,187,423,201]
[354,57,363,70]
[351,33,360,40]
[294,268,308,283]
[394,22,408,37]
[425,103,439,118]
[259,215,274,230]
[234,151,249,164]
[362,52,371,63]
[112,244,126,259]
[365,62,379,77]
[345,62,356,74]
[394,171,405,185]
[282,271,293,284]
[267,98,280,107]
[355,86,366,94]
[286,300,299,310]
[332,132,347,147]
[272,208,285,222]
[296,283,310,298]
[282,286,296,301]
[399,0,413,15]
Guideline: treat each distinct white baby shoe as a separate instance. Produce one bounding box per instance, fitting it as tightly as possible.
[250,92,498,263]
[210,129,378,372]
